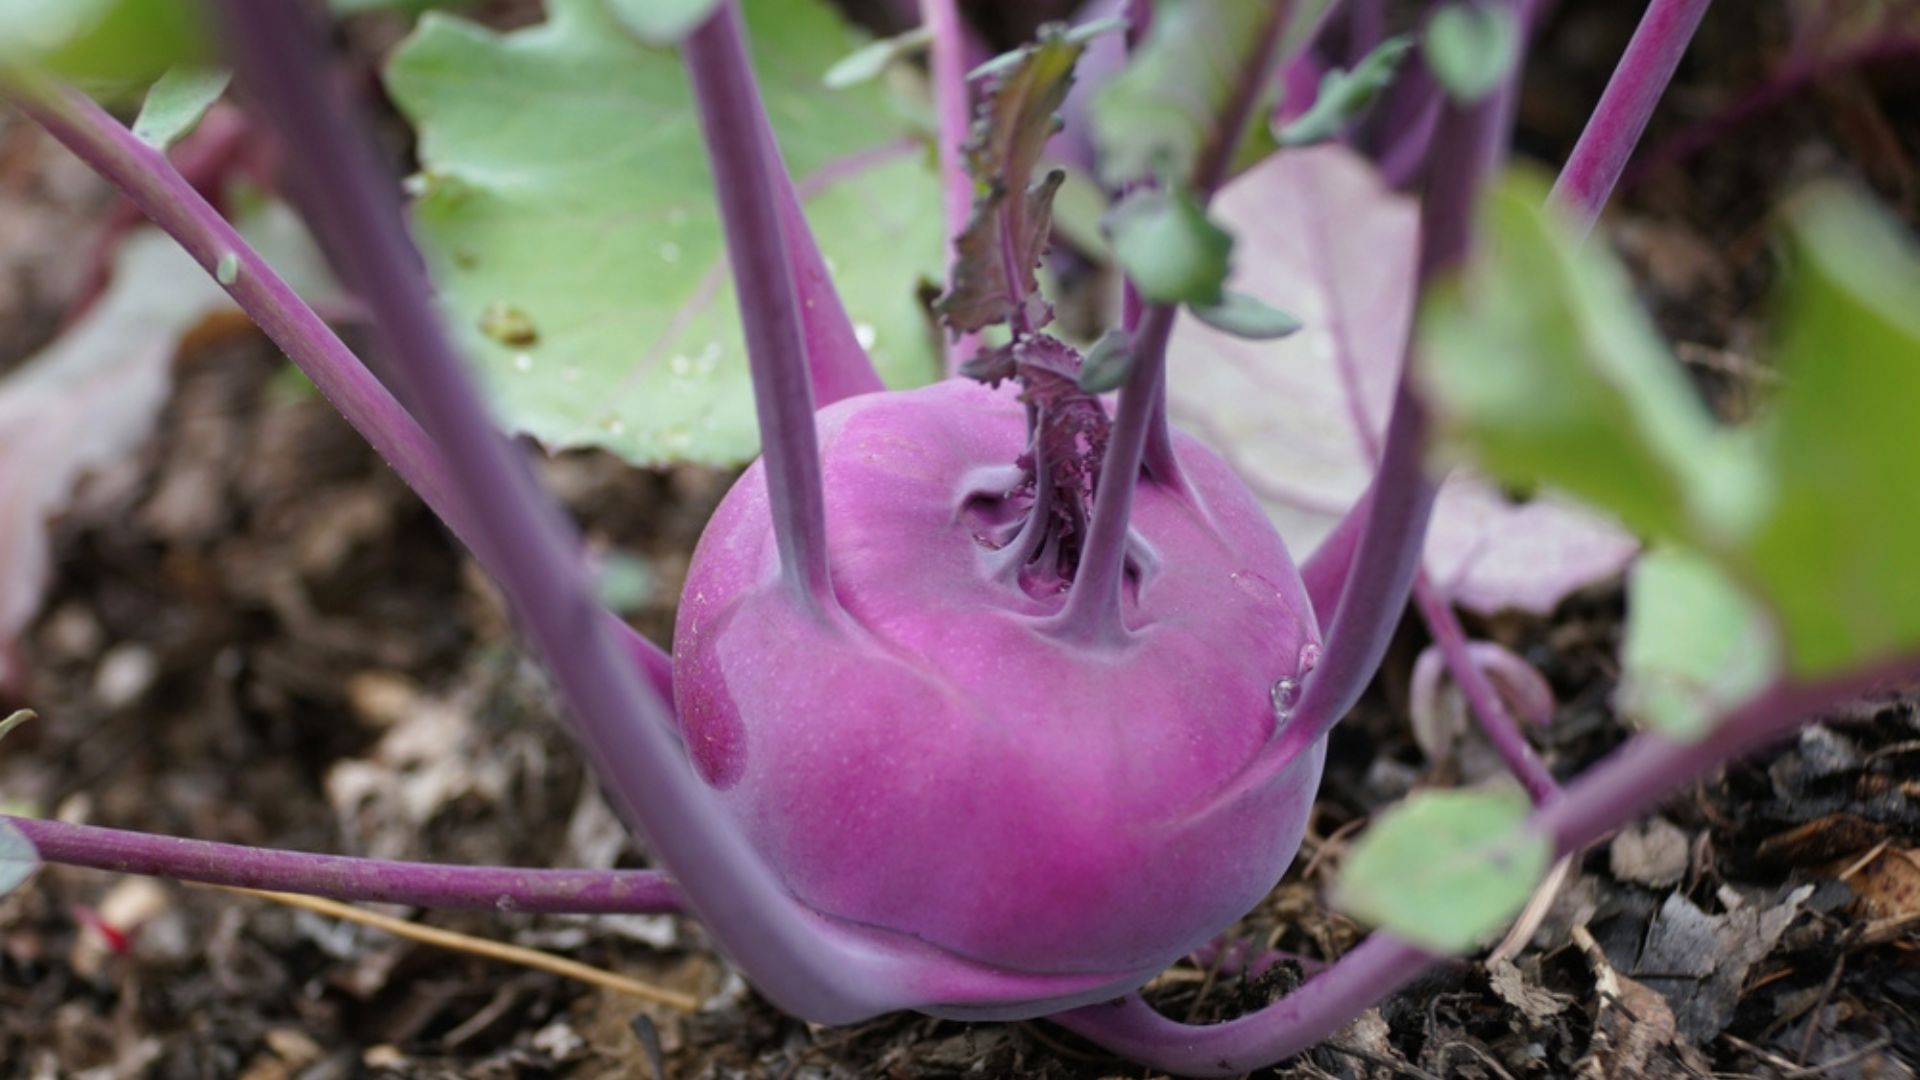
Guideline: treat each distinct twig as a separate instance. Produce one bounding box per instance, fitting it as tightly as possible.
[205,884,702,1011]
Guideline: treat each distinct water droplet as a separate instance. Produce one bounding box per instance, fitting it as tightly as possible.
[658,240,682,263]
[562,365,582,383]
[853,322,877,349]
[214,251,240,286]
[1298,641,1322,676]
[666,207,689,226]
[669,353,694,377]
[599,414,628,436]
[1270,676,1302,721]
[698,341,723,365]
[513,352,534,373]
[495,895,520,913]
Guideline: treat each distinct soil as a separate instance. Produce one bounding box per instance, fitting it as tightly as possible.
[3,2,1919,1078]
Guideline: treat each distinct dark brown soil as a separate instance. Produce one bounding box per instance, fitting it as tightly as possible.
[2,2,1918,1077]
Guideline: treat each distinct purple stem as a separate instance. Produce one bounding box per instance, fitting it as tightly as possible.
[685,4,838,617]
[1550,0,1713,238]
[921,0,981,374]
[1054,2,1292,644]
[9,816,683,915]
[1054,654,1920,1076]
[1411,572,1560,804]
[211,1,887,1023]
[1622,34,1920,194]
[4,83,677,705]
[1271,2,1520,771]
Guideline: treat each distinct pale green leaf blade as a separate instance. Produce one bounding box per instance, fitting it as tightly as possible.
[386,0,943,467]
[0,709,33,744]
[1741,186,1920,674]
[0,0,208,99]
[1335,787,1549,954]
[0,818,36,898]
[1416,171,1766,545]
[1274,35,1413,148]
[1619,549,1776,740]
[1109,186,1232,305]
[821,25,929,88]
[1077,329,1131,393]
[1189,290,1301,340]
[1090,0,1277,186]
[132,65,229,149]
[604,0,722,46]
[1423,2,1519,104]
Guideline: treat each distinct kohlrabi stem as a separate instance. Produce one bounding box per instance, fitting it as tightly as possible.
[1411,573,1561,805]
[1053,654,1920,1076]
[1272,4,1520,768]
[4,82,677,704]
[921,0,981,373]
[685,4,839,618]
[1056,2,1293,645]
[8,816,683,915]
[212,1,890,1023]
[1550,0,1713,238]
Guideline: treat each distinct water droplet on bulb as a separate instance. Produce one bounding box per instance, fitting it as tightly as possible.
[1298,641,1322,675]
[1270,676,1301,721]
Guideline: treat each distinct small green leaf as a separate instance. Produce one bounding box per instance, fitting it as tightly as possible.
[1335,787,1549,954]
[387,0,943,466]
[1109,186,1233,306]
[132,66,229,150]
[0,818,38,898]
[1423,2,1518,104]
[1620,550,1776,740]
[603,0,722,45]
[1741,186,1920,674]
[1189,290,1301,340]
[0,0,209,98]
[1275,35,1413,147]
[1417,171,1766,545]
[1077,329,1132,393]
[822,25,929,88]
[0,709,33,744]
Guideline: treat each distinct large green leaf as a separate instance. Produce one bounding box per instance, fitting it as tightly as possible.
[1741,187,1920,674]
[1418,172,1765,547]
[1334,787,1549,954]
[0,0,207,98]
[1619,549,1775,740]
[387,0,943,467]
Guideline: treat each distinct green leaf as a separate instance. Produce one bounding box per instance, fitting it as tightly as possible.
[1417,171,1766,545]
[0,0,209,98]
[0,709,33,744]
[1109,186,1233,306]
[1619,549,1776,740]
[1335,787,1549,954]
[132,65,229,150]
[1741,186,1920,674]
[1188,290,1301,340]
[821,25,929,89]
[0,818,35,898]
[387,0,943,466]
[1275,35,1413,147]
[1423,2,1519,104]
[1077,329,1131,393]
[936,25,1089,334]
[1090,0,1279,185]
[603,0,722,45]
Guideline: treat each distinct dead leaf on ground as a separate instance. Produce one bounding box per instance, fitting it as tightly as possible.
[1609,817,1691,888]
[1632,885,1815,1042]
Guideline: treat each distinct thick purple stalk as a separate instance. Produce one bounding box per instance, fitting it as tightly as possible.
[5,83,676,704]
[211,1,887,1023]
[9,816,682,915]
[1054,2,1292,644]
[1550,0,1713,238]
[684,5,838,617]
[1053,654,1920,1075]
[1411,573,1560,804]
[921,0,981,373]
[1270,2,1520,771]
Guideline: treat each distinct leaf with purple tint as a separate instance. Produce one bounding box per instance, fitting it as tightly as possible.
[1165,145,1638,617]
[935,25,1087,335]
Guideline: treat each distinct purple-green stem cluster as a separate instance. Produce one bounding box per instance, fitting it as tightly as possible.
[10,0,1909,1072]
